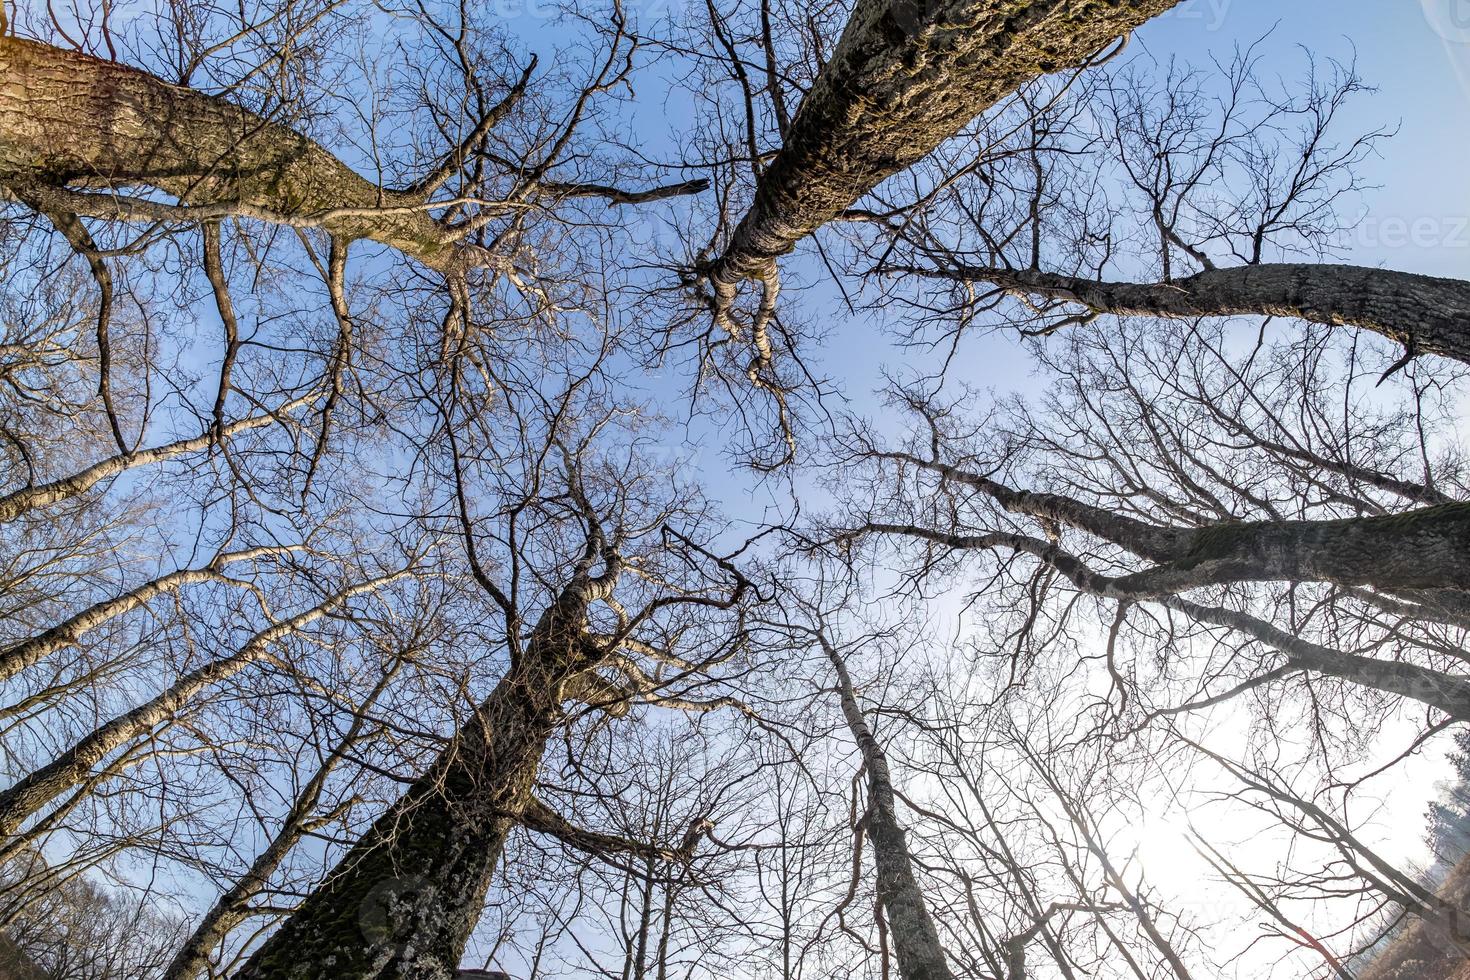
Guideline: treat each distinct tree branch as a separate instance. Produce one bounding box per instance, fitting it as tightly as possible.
[900,262,1470,366]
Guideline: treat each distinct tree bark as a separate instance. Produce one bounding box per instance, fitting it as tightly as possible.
[1004,903,1110,980]
[0,37,490,273]
[234,585,606,979]
[820,633,953,980]
[879,450,1190,562]
[1116,502,1470,596]
[707,0,1180,293]
[881,454,1470,595]
[1165,595,1470,722]
[907,263,1470,366]
[855,520,1470,720]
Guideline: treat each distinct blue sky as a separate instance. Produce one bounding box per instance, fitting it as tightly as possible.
[560,0,1470,492]
[17,2,1468,972]
[1143,0,1470,280]
[270,3,1470,972]
[462,0,1470,605]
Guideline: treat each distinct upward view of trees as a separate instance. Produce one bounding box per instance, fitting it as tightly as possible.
[0,0,1466,978]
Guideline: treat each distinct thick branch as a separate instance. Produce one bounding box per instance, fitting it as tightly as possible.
[520,797,692,864]
[850,521,1470,720]
[908,263,1470,366]
[161,663,397,980]
[540,177,711,206]
[880,450,1190,561]
[1006,903,1119,980]
[0,545,294,683]
[866,458,1470,594]
[0,392,319,523]
[820,629,953,980]
[0,37,492,273]
[1133,503,1470,595]
[0,572,403,839]
[561,669,634,718]
[1167,596,1470,722]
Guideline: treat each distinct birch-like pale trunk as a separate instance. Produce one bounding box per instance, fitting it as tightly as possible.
[0,573,402,839]
[0,546,295,684]
[0,394,319,524]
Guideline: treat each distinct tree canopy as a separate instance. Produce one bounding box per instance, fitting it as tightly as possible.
[0,1,1467,978]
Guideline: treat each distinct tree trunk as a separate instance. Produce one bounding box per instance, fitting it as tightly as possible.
[235,584,605,980]
[1167,595,1470,722]
[708,0,1180,290]
[861,500,1470,599]
[873,456,1470,595]
[821,635,953,980]
[233,662,567,979]
[859,521,1470,720]
[1132,502,1470,595]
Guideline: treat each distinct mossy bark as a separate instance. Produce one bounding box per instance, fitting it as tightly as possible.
[234,673,561,979]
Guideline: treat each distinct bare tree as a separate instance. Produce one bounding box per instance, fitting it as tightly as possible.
[2,2,1468,978]
[0,848,188,979]
[785,596,953,980]
[826,321,1470,723]
[699,0,1179,322]
[875,42,1469,368]
[229,371,754,976]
